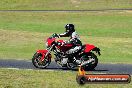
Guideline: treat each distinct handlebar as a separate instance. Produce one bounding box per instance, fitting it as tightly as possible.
[49,33,59,39]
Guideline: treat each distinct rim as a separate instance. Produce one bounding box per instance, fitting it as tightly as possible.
[88,56,96,65]
[67,63,75,69]
[34,56,49,68]
[82,55,96,65]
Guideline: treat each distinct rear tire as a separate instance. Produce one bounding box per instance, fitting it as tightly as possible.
[32,52,51,69]
[82,53,98,70]
[67,62,76,70]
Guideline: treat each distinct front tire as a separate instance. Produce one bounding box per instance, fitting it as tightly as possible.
[32,52,51,69]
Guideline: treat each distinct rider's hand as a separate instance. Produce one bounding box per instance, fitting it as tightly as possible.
[53,33,60,38]
[56,34,60,38]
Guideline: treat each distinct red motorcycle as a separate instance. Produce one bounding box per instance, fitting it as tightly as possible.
[32,33,101,70]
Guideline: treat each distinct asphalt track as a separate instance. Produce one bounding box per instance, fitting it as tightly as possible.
[0,59,132,74]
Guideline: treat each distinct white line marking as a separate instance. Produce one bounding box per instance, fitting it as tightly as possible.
[5,67,55,71]
[6,68,20,70]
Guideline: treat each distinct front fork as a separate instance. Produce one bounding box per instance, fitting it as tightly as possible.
[41,44,55,61]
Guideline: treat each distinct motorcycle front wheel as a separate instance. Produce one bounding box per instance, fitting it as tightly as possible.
[32,52,51,69]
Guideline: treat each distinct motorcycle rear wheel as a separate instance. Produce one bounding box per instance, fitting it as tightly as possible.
[82,53,98,70]
[67,62,76,70]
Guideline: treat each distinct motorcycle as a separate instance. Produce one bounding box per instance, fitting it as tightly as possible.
[32,33,101,70]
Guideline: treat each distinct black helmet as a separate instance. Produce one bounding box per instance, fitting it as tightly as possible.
[65,24,75,33]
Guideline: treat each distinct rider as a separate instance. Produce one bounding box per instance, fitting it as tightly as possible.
[58,24,82,64]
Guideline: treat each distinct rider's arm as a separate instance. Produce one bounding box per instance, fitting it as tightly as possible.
[59,32,69,37]
[65,38,82,46]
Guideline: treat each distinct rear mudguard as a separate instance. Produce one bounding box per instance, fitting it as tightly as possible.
[84,44,101,56]
[36,50,52,61]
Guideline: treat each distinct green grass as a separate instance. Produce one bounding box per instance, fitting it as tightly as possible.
[0,0,132,10]
[82,36,132,63]
[0,29,47,60]
[0,11,132,63]
[0,68,132,88]
[0,12,132,37]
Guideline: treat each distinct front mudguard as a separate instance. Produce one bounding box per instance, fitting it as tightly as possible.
[36,50,52,61]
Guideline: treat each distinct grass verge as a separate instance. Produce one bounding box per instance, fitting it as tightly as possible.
[0,0,132,10]
[0,11,132,38]
[0,68,131,88]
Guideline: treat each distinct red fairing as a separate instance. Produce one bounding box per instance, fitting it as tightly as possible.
[57,40,73,52]
[37,50,52,61]
[47,38,56,46]
[84,44,96,53]
[37,50,48,54]
[58,40,64,43]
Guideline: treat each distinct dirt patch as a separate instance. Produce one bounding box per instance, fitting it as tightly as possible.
[70,0,80,4]
[125,10,132,13]
[0,29,50,45]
